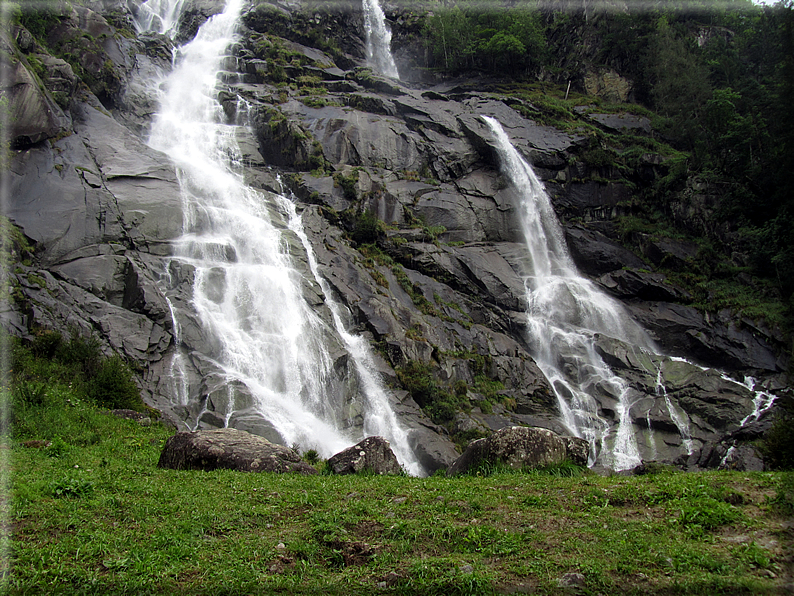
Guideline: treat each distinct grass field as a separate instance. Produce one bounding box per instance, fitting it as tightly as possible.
[5,407,793,595]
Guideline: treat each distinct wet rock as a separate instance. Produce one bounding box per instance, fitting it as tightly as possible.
[597,269,689,302]
[176,0,225,43]
[701,442,765,471]
[565,225,646,276]
[628,302,787,373]
[327,436,403,475]
[158,428,318,474]
[447,426,589,475]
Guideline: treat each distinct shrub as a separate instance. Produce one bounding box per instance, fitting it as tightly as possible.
[45,435,70,458]
[334,171,359,201]
[86,355,145,411]
[14,382,46,407]
[349,210,381,245]
[396,360,462,424]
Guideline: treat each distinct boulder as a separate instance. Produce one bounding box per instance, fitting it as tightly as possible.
[157,428,318,474]
[447,426,589,475]
[327,436,403,475]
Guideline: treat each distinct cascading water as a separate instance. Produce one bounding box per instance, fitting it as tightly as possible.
[280,193,422,476]
[134,0,187,36]
[140,0,420,470]
[362,0,399,79]
[738,376,778,426]
[483,116,655,470]
[655,366,694,455]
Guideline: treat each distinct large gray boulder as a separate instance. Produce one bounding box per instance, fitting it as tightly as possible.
[447,426,589,475]
[158,428,318,474]
[327,436,403,475]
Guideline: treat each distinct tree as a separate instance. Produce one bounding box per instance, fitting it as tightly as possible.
[645,17,712,149]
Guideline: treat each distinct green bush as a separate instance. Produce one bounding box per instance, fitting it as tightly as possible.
[12,331,145,414]
[87,355,145,411]
[347,210,381,245]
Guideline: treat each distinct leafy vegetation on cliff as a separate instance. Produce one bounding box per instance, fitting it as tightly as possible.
[412,0,794,332]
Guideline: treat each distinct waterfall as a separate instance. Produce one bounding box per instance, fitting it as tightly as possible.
[134,0,187,36]
[362,0,399,79]
[280,194,423,476]
[483,116,654,470]
[141,0,420,470]
[738,376,778,426]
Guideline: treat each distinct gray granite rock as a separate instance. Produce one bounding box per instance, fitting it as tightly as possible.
[158,428,318,473]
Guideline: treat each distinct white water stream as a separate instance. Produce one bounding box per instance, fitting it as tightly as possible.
[655,366,694,455]
[141,0,420,470]
[134,0,187,36]
[363,0,399,78]
[738,376,778,425]
[483,116,654,470]
[483,117,779,467]
[280,193,422,475]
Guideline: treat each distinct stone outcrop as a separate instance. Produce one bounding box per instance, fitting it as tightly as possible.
[447,426,589,475]
[158,428,318,474]
[327,436,403,475]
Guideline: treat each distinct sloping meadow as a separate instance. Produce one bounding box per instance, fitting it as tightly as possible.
[7,392,793,594]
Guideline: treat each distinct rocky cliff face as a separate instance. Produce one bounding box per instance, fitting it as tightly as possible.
[2,0,789,473]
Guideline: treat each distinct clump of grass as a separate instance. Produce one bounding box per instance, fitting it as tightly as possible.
[466,458,588,478]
